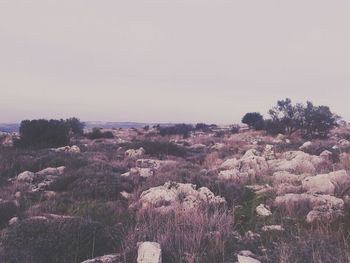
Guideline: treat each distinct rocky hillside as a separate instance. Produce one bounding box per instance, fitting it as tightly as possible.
[1,126,350,262]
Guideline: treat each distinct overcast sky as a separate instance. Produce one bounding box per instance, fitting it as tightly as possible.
[0,0,349,124]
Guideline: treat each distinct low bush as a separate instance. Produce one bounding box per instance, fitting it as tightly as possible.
[0,217,118,263]
[87,128,114,139]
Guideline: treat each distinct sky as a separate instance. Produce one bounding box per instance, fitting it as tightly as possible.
[0,0,349,124]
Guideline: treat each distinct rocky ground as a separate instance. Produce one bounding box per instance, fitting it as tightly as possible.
[1,126,350,262]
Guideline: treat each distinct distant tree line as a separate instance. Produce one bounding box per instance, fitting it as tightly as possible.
[242,98,340,138]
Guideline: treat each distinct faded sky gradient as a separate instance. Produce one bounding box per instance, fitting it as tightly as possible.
[0,0,349,124]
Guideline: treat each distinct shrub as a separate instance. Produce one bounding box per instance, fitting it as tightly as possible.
[195,123,210,132]
[158,124,194,138]
[15,119,70,149]
[65,117,85,136]
[87,128,114,139]
[0,200,17,227]
[0,217,118,263]
[242,112,264,130]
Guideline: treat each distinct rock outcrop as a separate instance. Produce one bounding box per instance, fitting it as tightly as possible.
[302,170,350,195]
[219,149,268,182]
[138,182,225,213]
[268,151,325,174]
[274,193,344,223]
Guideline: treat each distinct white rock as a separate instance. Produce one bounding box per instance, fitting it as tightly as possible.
[8,217,19,225]
[36,166,65,176]
[137,242,162,263]
[220,158,238,170]
[268,151,324,175]
[17,171,35,183]
[320,150,333,162]
[256,204,272,217]
[237,255,261,263]
[138,182,225,213]
[272,171,308,186]
[219,149,268,182]
[125,148,145,158]
[261,225,284,232]
[81,254,120,263]
[299,141,312,150]
[302,170,349,195]
[274,193,344,222]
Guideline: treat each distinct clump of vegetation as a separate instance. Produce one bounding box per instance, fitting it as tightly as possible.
[158,124,194,138]
[243,98,340,138]
[87,128,114,139]
[14,118,85,149]
[0,217,118,263]
[242,112,264,130]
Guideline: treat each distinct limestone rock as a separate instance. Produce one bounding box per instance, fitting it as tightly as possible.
[302,170,350,195]
[256,204,272,217]
[125,148,145,158]
[138,182,225,213]
[268,151,324,174]
[299,141,312,150]
[81,254,121,263]
[137,242,162,263]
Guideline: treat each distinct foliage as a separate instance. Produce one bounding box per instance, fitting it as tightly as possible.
[65,117,85,136]
[158,124,194,138]
[0,217,118,263]
[242,112,264,130]
[87,128,114,139]
[15,119,70,149]
[128,140,187,158]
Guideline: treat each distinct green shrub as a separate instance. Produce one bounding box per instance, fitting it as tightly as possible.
[87,128,114,139]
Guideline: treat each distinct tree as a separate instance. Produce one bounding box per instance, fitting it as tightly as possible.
[66,117,85,136]
[15,119,70,149]
[242,112,264,130]
[265,98,340,138]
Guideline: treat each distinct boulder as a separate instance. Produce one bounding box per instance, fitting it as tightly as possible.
[302,170,350,195]
[299,141,312,150]
[36,166,65,176]
[263,144,275,160]
[137,242,162,263]
[274,193,344,223]
[16,171,35,183]
[138,182,225,213]
[268,151,324,174]
[272,171,308,186]
[219,149,268,182]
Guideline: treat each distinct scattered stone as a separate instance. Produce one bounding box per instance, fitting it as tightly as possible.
[320,150,333,162]
[81,254,121,263]
[261,225,284,232]
[237,250,261,263]
[256,204,272,217]
[125,148,145,158]
[299,141,312,150]
[8,217,19,225]
[137,242,162,263]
